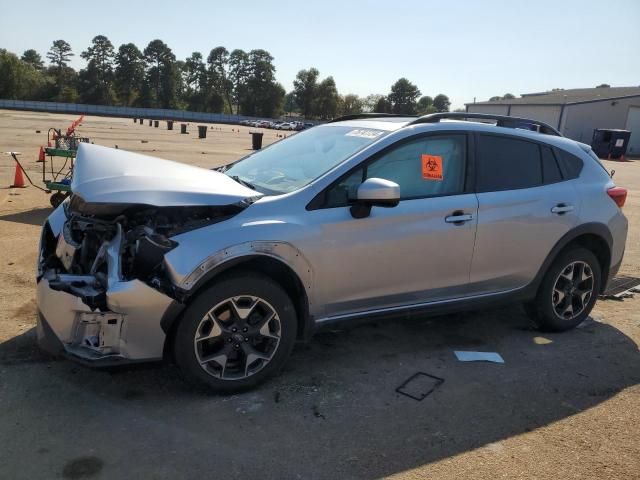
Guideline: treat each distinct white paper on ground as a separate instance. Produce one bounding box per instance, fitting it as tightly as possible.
[454,351,505,363]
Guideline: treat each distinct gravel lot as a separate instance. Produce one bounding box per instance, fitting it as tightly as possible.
[0,111,638,479]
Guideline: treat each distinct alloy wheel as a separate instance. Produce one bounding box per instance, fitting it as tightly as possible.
[193,295,281,380]
[551,261,595,320]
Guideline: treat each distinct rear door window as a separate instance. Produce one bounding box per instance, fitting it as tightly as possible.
[476,135,542,192]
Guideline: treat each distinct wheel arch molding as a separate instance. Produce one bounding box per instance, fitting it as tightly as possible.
[166,241,314,342]
[532,222,613,295]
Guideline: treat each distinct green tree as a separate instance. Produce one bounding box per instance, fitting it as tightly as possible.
[283,91,298,114]
[373,96,392,113]
[46,39,74,97]
[142,39,177,108]
[596,83,610,88]
[340,94,363,115]
[207,46,233,112]
[293,68,319,118]
[388,78,421,114]
[0,49,45,99]
[363,94,384,112]
[46,39,73,69]
[433,93,451,112]
[228,49,250,114]
[183,51,208,111]
[240,49,283,117]
[417,95,434,113]
[114,43,144,106]
[490,93,515,101]
[314,76,339,119]
[21,49,44,70]
[78,35,115,104]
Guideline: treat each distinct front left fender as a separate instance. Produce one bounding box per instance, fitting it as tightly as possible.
[164,240,315,307]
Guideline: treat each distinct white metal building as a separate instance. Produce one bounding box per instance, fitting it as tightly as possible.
[466,87,640,156]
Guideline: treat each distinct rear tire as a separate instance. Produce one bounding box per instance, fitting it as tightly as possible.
[174,272,297,393]
[526,247,601,332]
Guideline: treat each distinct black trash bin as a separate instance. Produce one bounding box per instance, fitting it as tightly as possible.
[154,120,159,128]
[167,120,174,131]
[198,125,207,139]
[140,118,144,125]
[181,124,188,134]
[591,129,632,159]
[148,119,152,126]
[250,132,264,150]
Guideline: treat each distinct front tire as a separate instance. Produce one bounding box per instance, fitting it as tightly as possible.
[174,272,297,393]
[526,247,601,332]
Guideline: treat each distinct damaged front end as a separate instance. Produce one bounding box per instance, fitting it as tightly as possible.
[37,195,244,364]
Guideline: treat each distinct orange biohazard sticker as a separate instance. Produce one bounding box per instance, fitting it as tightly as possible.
[421,154,443,181]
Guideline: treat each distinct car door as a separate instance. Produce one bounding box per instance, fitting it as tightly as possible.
[469,133,581,294]
[303,133,479,320]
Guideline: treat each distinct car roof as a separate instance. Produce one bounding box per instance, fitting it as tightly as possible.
[323,116,586,155]
[320,117,414,131]
[326,112,563,137]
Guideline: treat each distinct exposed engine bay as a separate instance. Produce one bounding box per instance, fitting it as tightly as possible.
[40,195,244,311]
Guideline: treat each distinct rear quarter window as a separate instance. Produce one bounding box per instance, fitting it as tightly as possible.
[553,148,584,179]
[541,146,563,184]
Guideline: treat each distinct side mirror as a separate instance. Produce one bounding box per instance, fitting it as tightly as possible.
[350,177,400,219]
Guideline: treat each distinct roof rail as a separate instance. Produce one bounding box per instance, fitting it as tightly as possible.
[328,113,418,123]
[406,112,562,136]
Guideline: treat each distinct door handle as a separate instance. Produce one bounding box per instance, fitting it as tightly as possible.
[445,212,474,224]
[551,204,574,214]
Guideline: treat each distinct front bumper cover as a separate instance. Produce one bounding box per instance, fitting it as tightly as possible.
[36,216,176,365]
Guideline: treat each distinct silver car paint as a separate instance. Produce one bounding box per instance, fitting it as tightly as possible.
[37,119,628,363]
[469,179,581,293]
[72,143,260,206]
[38,215,173,361]
[301,193,479,318]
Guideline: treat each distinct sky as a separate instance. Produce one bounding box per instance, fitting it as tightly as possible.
[1,0,639,109]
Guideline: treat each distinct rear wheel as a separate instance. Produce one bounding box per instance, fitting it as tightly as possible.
[526,247,601,332]
[174,272,297,393]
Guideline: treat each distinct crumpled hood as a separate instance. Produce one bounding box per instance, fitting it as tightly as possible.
[71,143,262,206]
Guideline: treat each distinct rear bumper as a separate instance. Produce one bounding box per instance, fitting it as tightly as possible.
[604,254,624,292]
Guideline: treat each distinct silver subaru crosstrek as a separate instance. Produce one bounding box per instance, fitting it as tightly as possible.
[36,113,628,392]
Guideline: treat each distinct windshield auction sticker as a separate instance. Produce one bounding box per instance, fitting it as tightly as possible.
[345,129,384,139]
[421,154,443,181]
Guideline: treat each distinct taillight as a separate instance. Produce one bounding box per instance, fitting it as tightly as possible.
[607,187,627,208]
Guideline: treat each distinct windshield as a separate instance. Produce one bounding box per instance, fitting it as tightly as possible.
[224,125,386,194]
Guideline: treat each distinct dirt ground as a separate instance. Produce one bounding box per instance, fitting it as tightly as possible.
[0,110,638,480]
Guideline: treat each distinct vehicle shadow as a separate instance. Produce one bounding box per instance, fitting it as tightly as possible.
[1,305,638,479]
[0,207,51,226]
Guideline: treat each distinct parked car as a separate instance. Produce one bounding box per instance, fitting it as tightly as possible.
[36,113,628,392]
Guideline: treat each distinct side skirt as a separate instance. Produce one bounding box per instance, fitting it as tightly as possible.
[313,285,536,332]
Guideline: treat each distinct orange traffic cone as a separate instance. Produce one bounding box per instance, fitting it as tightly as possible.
[37,146,45,163]
[10,163,27,188]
